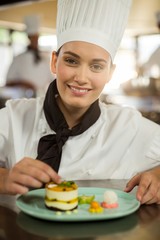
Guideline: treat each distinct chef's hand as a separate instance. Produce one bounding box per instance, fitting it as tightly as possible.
[2,157,61,195]
[125,166,160,205]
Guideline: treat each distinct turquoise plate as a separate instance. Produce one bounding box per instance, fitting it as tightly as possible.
[16,187,140,222]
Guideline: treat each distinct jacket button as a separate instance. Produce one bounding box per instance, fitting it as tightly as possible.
[87,169,94,175]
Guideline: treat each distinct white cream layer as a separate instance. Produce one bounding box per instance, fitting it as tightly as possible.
[45,188,78,201]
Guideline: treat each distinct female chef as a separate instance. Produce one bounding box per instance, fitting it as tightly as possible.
[0,0,160,205]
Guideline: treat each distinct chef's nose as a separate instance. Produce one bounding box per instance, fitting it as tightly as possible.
[73,65,89,84]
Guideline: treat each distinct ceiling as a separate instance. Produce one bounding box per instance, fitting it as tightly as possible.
[0,0,57,34]
[0,0,34,6]
[0,0,159,36]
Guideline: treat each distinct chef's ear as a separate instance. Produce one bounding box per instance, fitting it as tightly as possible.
[51,51,58,74]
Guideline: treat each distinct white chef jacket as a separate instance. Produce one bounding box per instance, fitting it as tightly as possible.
[6,51,53,95]
[0,97,160,180]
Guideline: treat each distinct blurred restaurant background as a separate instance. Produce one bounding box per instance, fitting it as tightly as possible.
[0,0,160,123]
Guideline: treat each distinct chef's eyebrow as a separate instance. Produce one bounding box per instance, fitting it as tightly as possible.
[63,51,80,59]
[63,51,108,63]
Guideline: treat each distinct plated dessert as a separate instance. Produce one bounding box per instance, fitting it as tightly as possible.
[16,186,140,221]
[45,181,119,214]
[45,181,78,211]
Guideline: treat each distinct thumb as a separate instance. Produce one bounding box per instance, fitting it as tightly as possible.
[124,174,141,192]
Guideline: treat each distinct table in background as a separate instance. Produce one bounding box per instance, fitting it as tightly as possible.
[101,94,160,124]
[0,180,160,240]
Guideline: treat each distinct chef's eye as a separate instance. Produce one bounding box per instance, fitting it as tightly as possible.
[64,57,78,65]
[90,64,104,72]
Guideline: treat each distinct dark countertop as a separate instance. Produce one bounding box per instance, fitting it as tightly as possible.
[0,179,160,240]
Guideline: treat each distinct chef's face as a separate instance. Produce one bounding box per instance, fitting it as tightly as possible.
[51,41,115,111]
[28,34,39,49]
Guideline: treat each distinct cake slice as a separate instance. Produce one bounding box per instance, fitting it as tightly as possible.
[45,181,78,211]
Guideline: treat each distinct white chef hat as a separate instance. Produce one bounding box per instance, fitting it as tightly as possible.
[56,0,132,61]
[24,15,41,35]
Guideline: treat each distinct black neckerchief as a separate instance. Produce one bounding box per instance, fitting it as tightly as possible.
[37,80,101,172]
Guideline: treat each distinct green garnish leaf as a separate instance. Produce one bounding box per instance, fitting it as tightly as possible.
[58,181,74,187]
[78,195,95,204]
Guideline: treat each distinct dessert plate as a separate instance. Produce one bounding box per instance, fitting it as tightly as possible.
[16,187,140,222]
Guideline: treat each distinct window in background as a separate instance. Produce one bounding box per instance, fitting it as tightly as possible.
[39,34,57,52]
[138,34,160,79]
[0,28,10,86]
[103,33,160,94]
[138,34,160,65]
[103,35,136,93]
